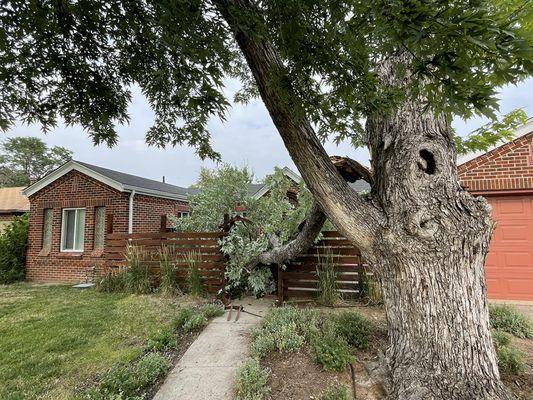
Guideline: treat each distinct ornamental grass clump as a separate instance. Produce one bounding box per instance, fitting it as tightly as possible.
[316,249,340,306]
[159,246,181,296]
[124,245,152,294]
[185,251,204,296]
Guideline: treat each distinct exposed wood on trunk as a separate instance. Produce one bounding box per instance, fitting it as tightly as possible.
[330,155,374,185]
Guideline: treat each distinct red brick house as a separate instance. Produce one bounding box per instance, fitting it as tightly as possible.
[0,186,29,232]
[23,160,190,283]
[458,118,533,301]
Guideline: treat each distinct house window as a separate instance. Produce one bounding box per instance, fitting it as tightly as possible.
[42,208,53,251]
[177,211,189,218]
[61,208,85,252]
[94,207,105,250]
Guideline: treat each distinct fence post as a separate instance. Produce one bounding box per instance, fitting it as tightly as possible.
[277,264,284,304]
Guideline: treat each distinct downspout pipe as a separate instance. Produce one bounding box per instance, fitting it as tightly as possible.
[128,190,136,234]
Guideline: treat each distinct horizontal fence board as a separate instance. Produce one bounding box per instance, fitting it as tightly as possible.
[284,264,364,273]
[106,239,220,247]
[107,231,224,240]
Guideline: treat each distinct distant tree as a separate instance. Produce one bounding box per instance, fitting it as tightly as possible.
[0,137,72,187]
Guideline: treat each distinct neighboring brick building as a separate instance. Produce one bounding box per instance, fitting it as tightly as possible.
[0,187,30,232]
[23,161,190,283]
[458,118,533,301]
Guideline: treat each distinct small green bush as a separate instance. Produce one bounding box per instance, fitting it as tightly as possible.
[200,303,224,318]
[183,313,208,332]
[0,214,28,284]
[173,308,195,329]
[320,382,350,400]
[146,328,176,351]
[250,307,319,358]
[85,353,171,399]
[497,345,527,375]
[331,311,372,349]
[489,304,533,339]
[492,329,511,348]
[234,358,271,400]
[312,331,355,371]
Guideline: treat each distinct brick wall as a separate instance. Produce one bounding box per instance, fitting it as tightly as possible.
[458,132,533,193]
[26,170,188,283]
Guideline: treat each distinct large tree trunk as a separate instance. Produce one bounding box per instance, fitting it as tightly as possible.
[215,1,510,398]
[365,91,509,399]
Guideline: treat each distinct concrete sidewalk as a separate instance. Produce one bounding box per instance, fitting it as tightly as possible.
[153,298,271,400]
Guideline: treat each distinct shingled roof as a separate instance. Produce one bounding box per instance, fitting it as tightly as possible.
[0,187,30,213]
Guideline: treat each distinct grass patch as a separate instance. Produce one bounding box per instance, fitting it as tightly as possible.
[0,284,182,400]
[234,358,271,400]
[489,304,533,339]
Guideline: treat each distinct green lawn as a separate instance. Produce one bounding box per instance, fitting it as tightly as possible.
[0,284,184,400]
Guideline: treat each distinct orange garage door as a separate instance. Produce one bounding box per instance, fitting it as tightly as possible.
[485,195,533,301]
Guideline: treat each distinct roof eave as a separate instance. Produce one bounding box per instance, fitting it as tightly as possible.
[123,185,189,202]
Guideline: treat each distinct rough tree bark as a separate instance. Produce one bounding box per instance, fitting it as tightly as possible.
[215,1,510,399]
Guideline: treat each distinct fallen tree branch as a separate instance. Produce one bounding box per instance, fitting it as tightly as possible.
[246,201,327,270]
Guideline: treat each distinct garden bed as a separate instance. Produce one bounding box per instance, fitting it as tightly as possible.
[235,302,533,400]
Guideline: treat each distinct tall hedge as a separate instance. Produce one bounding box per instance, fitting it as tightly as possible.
[0,214,29,284]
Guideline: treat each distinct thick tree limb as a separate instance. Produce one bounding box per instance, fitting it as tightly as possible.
[330,155,374,185]
[246,201,327,271]
[215,0,384,252]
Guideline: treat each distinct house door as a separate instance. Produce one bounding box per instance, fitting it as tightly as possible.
[485,195,533,301]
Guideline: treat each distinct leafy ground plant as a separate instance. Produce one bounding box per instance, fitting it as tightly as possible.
[489,304,533,339]
[312,330,355,372]
[492,329,527,375]
[234,358,271,400]
[85,353,171,400]
[320,382,350,400]
[331,310,372,349]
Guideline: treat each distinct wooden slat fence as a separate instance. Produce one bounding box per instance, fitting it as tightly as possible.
[105,231,226,293]
[278,230,369,302]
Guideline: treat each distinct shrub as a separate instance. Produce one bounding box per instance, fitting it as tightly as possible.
[146,328,176,352]
[492,329,511,348]
[0,214,28,284]
[185,251,204,296]
[316,250,339,306]
[250,307,319,358]
[312,331,355,371]
[199,303,224,318]
[124,246,152,294]
[320,382,350,400]
[331,311,372,349]
[183,313,208,332]
[497,345,527,375]
[159,246,181,296]
[85,353,170,399]
[173,308,195,330]
[234,358,271,400]
[489,304,533,339]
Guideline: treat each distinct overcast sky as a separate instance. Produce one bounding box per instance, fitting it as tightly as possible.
[6,77,533,188]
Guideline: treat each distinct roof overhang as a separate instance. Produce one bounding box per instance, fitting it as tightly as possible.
[252,166,302,199]
[22,160,188,201]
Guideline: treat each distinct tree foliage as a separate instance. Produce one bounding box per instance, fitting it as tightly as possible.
[0,213,29,284]
[0,137,72,187]
[1,0,531,157]
[173,165,314,296]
